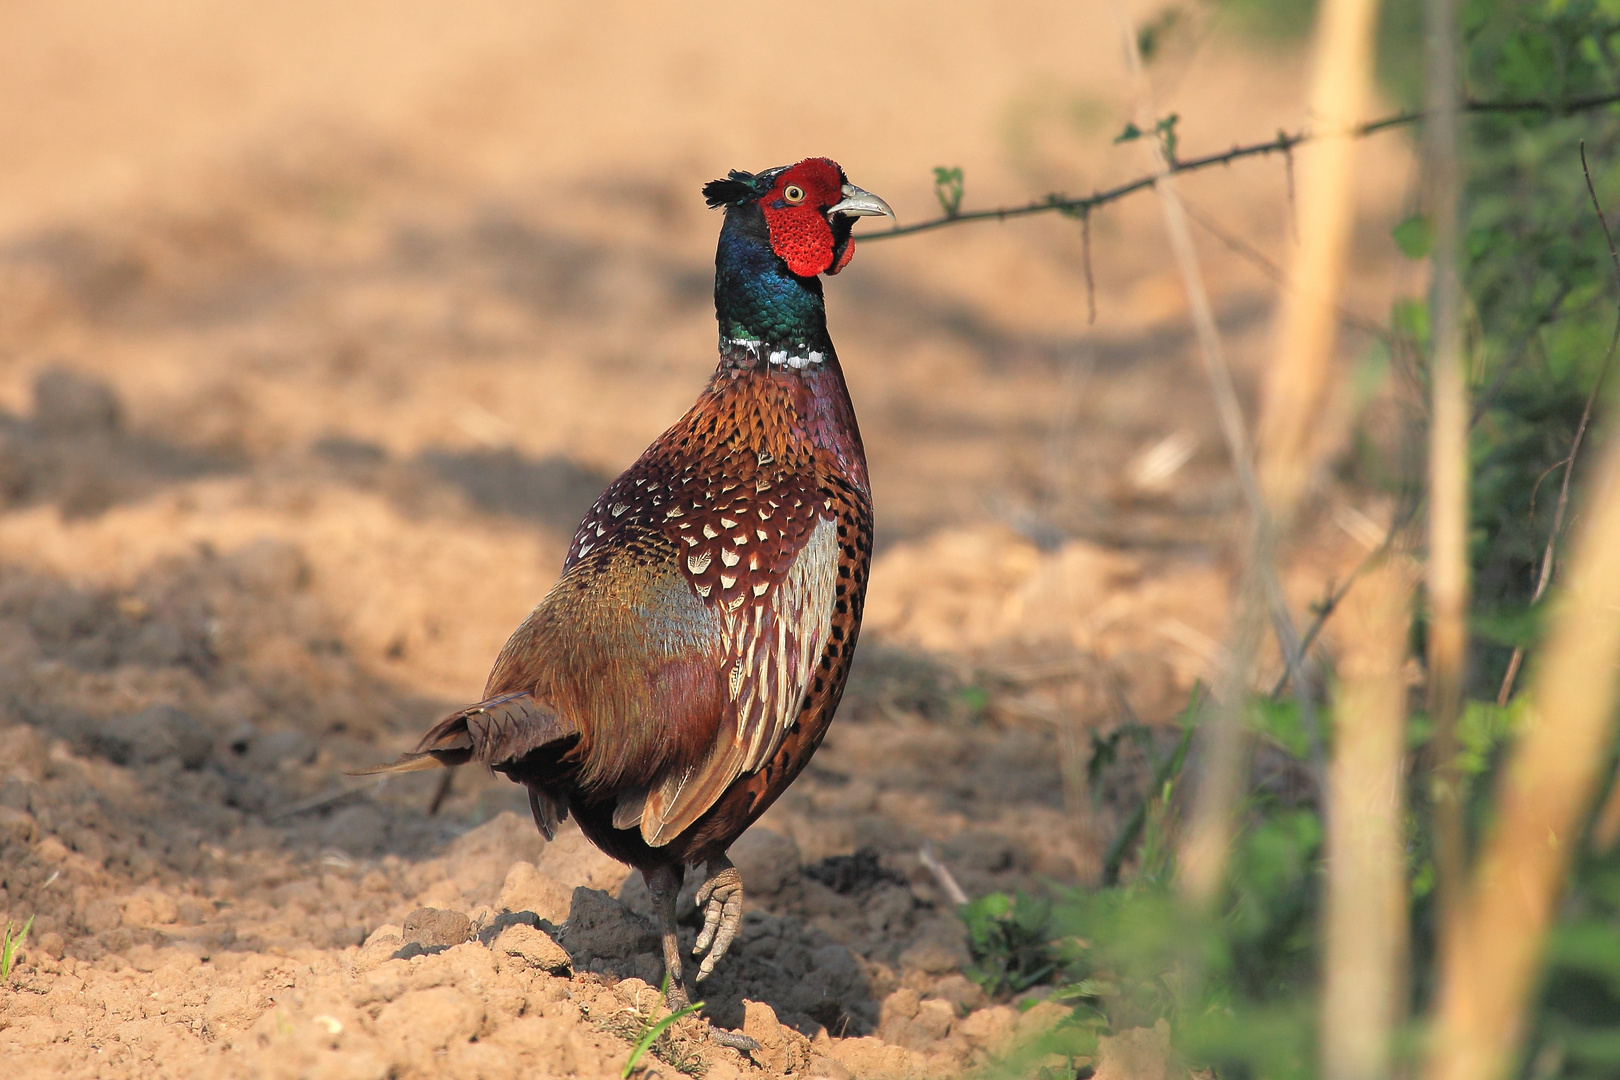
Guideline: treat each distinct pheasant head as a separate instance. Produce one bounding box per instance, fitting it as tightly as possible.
[703,158,893,363]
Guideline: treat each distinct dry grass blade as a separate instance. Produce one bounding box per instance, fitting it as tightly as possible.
[1322,558,1414,1080]
[1423,428,1620,1080]
[620,975,703,1079]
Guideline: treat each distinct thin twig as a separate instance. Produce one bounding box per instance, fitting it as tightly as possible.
[1270,497,1424,698]
[918,843,970,906]
[1496,141,1620,706]
[865,92,1620,242]
[1082,210,1097,326]
[1284,137,1299,240]
[1180,199,1390,343]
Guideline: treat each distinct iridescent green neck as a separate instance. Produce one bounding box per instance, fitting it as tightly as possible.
[713,206,831,364]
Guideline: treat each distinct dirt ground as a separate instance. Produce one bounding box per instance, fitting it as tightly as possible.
[0,2,1415,1077]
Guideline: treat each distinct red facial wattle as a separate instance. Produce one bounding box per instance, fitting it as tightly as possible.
[760,158,847,278]
[829,238,856,275]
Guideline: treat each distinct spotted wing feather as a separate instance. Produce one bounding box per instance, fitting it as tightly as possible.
[567,424,839,846]
[639,514,835,843]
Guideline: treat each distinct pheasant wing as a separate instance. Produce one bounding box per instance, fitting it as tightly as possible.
[632,470,836,845]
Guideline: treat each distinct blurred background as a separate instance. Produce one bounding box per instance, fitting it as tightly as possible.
[0,0,1417,700]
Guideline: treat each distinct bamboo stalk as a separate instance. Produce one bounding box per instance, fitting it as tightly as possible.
[1322,558,1415,1080]
[1424,434,1620,1080]
[1425,0,1471,927]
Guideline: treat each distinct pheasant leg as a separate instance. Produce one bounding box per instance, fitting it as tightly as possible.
[643,863,689,1008]
[692,855,743,982]
[645,861,760,1051]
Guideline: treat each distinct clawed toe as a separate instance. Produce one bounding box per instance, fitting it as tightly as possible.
[691,858,743,982]
[665,982,692,1011]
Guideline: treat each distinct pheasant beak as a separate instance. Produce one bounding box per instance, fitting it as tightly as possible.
[827,183,896,223]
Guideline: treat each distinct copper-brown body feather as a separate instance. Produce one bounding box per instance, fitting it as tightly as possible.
[413,355,870,872]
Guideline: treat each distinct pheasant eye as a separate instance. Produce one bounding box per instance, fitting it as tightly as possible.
[783,185,806,205]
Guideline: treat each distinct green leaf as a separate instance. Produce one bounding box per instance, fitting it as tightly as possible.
[932,166,965,218]
[1471,603,1546,649]
[1392,297,1430,347]
[1454,698,1529,775]
[1249,699,1312,759]
[1154,113,1181,163]
[1114,122,1143,144]
[1393,214,1433,258]
[620,975,703,1078]
[1,915,33,983]
[959,892,1060,998]
[1137,7,1183,63]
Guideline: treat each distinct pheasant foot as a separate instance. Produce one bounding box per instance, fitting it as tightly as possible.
[692,855,743,982]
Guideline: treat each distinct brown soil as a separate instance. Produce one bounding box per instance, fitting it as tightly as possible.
[0,2,1411,1077]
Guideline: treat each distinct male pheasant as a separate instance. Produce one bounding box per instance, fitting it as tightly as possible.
[363,158,892,1006]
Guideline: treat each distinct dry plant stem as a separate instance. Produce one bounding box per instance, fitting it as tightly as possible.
[1424,437,1620,1080]
[1111,1,1314,905]
[1255,0,1380,518]
[918,844,969,906]
[1425,0,1470,930]
[1180,557,1270,906]
[1252,0,1382,814]
[1496,142,1620,707]
[1322,558,1414,1080]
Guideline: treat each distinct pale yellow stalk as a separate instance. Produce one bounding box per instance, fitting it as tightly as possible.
[1425,438,1620,1080]
[1323,557,1415,1080]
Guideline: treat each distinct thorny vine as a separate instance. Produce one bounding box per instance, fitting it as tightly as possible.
[866,92,1620,243]
[867,91,1620,332]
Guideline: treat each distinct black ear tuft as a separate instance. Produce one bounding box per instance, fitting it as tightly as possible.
[703,170,759,209]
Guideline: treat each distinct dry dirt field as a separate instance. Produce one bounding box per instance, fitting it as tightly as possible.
[0,3,1414,1077]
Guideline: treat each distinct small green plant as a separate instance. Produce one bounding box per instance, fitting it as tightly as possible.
[1113,113,1182,163]
[2,915,34,983]
[961,891,1058,998]
[932,166,965,218]
[621,974,703,1079]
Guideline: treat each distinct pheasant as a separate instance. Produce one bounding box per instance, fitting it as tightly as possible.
[363,158,892,1007]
